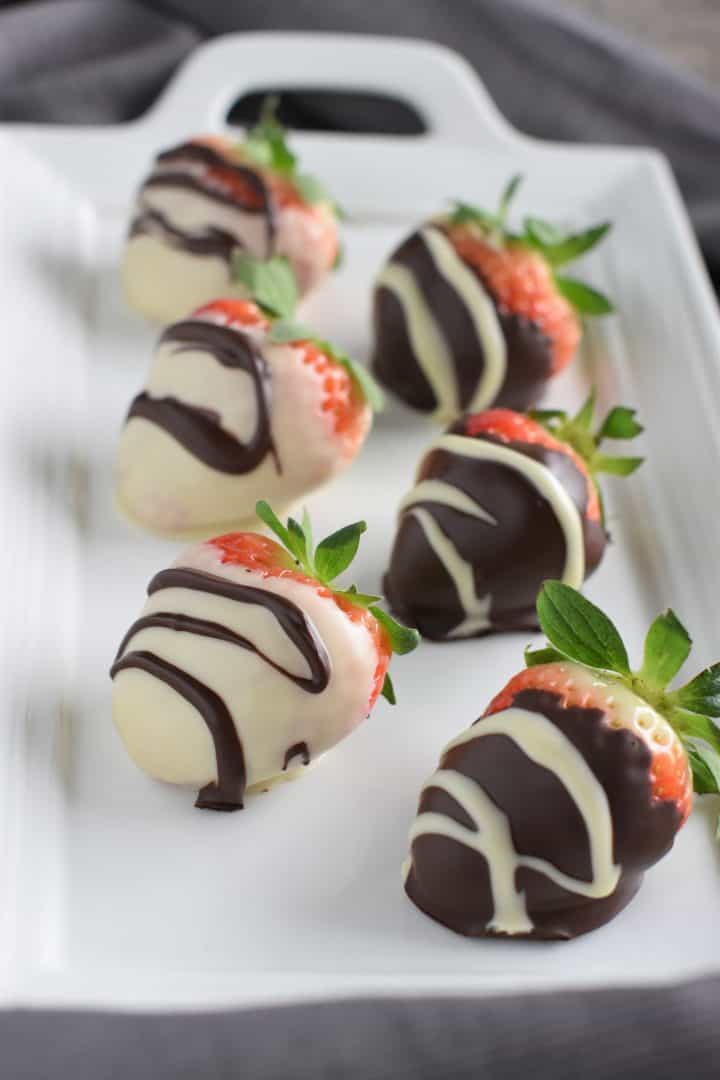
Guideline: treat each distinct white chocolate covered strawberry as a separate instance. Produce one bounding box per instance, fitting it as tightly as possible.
[122,103,339,323]
[111,504,419,811]
[115,259,380,538]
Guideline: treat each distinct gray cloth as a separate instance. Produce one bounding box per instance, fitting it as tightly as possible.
[2,976,720,1078]
[1,1,720,1076]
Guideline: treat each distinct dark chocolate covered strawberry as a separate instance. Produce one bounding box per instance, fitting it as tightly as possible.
[384,392,643,638]
[404,581,720,939]
[123,100,340,323]
[111,502,419,811]
[372,175,612,421]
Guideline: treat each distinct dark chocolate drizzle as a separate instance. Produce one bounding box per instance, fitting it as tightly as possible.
[110,568,331,812]
[405,688,681,939]
[126,319,280,475]
[283,742,311,770]
[110,650,247,811]
[146,569,331,694]
[372,223,554,414]
[385,432,607,639]
[129,205,241,264]
[137,140,276,255]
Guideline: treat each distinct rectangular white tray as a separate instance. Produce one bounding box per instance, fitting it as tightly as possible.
[1,33,720,1011]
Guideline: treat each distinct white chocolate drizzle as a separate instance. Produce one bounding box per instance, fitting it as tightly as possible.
[405,507,492,637]
[375,261,459,419]
[419,227,507,411]
[431,434,585,586]
[375,227,507,420]
[406,707,621,935]
[399,479,497,525]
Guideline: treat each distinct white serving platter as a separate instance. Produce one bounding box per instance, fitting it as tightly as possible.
[1,33,720,1011]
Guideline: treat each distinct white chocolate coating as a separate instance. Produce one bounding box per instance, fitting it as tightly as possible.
[122,152,338,323]
[114,317,371,538]
[112,542,380,794]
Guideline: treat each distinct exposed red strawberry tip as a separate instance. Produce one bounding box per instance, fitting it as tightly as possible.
[448,225,581,373]
[460,408,601,522]
[193,298,269,330]
[209,530,390,709]
[485,662,692,825]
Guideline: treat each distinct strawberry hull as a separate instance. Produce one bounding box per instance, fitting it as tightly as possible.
[404,684,682,940]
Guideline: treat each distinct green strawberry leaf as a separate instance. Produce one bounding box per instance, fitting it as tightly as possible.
[256,499,299,557]
[287,516,312,573]
[684,742,720,815]
[314,521,367,584]
[524,217,565,248]
[573,387,597,432]
[381,672,397,705]
[449,200,496,228]
[301,506,313,557]
[639,610,692,689]
[528,408,568,424]
[335,587,383,608]
[536,581,631,674]
[497,173,524,228]
[529,222,611,267]
[370,606,420,655]
[598,406,643,441]
[554,275,615,315]
[524,645,567,668]
[671,663,720,718]
[593,454,644,476]
[267,319,316,344]
[332,242,345,269]
[243,97,297,175]
[232,253,298,319]
[293,172,332,206]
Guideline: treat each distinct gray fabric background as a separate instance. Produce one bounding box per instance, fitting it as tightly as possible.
[1,1,719,1076]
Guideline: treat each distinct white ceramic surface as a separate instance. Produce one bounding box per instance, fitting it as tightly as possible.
[1,33,719,1011]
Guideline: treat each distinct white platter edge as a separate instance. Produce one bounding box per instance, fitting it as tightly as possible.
[1,33,720,1011]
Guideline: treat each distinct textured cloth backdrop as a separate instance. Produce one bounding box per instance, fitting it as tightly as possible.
[1,0,719,288]
[1,1,719,1077]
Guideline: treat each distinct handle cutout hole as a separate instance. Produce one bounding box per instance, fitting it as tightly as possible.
[226,89,427,136]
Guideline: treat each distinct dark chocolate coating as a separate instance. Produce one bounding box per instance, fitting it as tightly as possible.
[384,431,607,638]
[371,224,554,415]
[126,319,280,476]
[405,688,681,939]
[110,568,331,811]
[130,140,276,256]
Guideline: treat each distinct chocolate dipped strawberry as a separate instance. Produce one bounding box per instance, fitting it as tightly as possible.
[111,502,419,811]
[115,257,381,538]
[404,581,720,939]
[384,393,643,639]
[372,175,612,421]
[122,100,339,323]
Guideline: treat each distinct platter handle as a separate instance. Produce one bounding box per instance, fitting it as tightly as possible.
[140,32,514,146]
